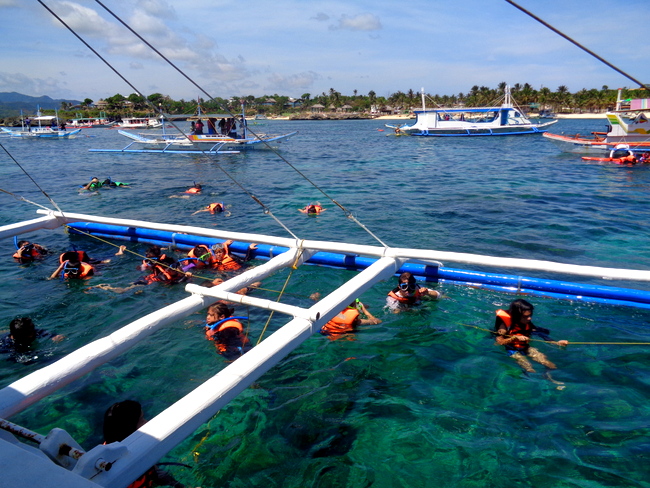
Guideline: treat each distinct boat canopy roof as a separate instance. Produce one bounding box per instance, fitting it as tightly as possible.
[413,106,517,114]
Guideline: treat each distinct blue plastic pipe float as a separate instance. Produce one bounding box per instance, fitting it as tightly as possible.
[67,222,650,309]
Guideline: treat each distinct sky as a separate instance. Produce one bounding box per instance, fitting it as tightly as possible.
[1,0,649,102]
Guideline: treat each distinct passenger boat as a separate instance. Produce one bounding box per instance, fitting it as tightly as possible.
[67,117,115,129]
[1,110,82,138]
[113,116,164,129]
[543,90,650,154]
[386,87,557,136]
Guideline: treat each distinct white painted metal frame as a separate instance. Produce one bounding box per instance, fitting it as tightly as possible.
[2,210,650,487]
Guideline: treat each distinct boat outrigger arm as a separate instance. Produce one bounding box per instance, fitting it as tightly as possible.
[3,210,650,487]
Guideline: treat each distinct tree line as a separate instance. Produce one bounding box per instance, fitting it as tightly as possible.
[43,83,650,118]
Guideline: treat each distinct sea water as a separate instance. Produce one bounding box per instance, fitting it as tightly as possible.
[1,119,650,487]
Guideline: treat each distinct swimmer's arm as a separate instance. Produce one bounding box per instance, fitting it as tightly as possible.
[244,243,258,261]
[49,261,66,280]
[420,287,441,299]
[358,302,382,325]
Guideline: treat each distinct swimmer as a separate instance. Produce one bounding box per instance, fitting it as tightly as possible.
[494,299,568,385]
[13,240,48,262]
[82,177,102,191]
[298,203,325,215]
[211,240,257,272]
[385,271,440,313]
[185,183,202,194]
[204,303,251,360]
[0,317,64,360]
[191,202,230,216]
[320,299,381,338]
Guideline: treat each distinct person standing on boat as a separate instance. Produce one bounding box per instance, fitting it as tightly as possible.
[494,299,568,376]
[24,117,31,131]
[204,303,251,360]
[218,117,226,135]
[194,119,204,135]
[385,272,440,312]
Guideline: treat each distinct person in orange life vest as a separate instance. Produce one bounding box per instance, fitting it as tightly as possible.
[298,203,325,215]
[191,202,229,216]
[609,146,636,164]
[211,239,257,272]
[13,240,48,263]
[184,244,216,270]
[103,400,185,488]
[320,299,381,338]
[184,183,202,194]
[385,271,440,313]
[494,299,568,374]
[205,303,251,360]
[50,252,95,280]
[639,152,650,163]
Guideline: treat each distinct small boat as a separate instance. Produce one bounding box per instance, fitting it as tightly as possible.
[67,116,115,129]
[113,116,164,129]
[386,87,557,136]
[543,90,650,154]
[1,126,82,138]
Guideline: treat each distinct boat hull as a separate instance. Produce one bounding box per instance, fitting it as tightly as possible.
[543,132,650,154]
[1,127,82,138]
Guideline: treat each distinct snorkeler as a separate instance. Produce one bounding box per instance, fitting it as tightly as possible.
[320,299,381,339]
[192,202,229,215]
[385,271,440,313]
[13,240,48,263]
[494,299,568,381]
[298,203,325,215]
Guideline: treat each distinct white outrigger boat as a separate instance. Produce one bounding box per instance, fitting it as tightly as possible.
[113,117,164,129]
[3,209,650,487]
[386,87,557,137]
[1,113,82,139]
[543,90,650,154]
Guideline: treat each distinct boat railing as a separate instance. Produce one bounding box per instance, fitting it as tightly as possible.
[3,211,650,486]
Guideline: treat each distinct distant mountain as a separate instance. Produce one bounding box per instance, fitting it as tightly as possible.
[0,92,82,118]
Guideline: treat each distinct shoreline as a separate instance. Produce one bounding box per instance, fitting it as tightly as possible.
[263,112,607,121]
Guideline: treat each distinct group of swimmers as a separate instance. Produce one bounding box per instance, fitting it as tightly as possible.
[9,233,567,380]
[81,177,129,191]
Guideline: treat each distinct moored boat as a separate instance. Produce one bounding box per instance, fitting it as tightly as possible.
[543,90,650,154]
[386,87,557,136]
[113,116,164,129]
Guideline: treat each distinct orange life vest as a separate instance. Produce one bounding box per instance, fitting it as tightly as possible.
[187,245,215,268]
[321,308,359,335]
[495,309,532,351]
[127,467,156,488]
[207,202,224,214]
[13,247,40,260]
[206,318,248,354]
[144,262,182,284]
[185,187,201,194]
[387,288,422,305]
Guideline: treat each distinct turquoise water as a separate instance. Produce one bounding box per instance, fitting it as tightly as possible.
[1,120,650,487]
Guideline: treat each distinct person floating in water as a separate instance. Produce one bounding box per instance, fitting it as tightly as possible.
[385,271,440,313]
[211,240,257,272]
[49,248,123,281]
[494,299,568,382]
[298,203,325,215]
[191,202,229,216]
[101,177,129,187]
[0,317,64,363]
[320,299,382,339]
[102,400,186,488]
[185,183,202,194]
[204,303,251,361]
[82,177,103,191]
[13,240,48,263]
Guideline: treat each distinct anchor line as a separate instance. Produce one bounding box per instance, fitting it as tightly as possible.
[0,142,65,217]
[38,0,300,242]
[505,0,647,89]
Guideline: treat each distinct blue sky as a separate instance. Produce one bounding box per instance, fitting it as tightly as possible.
[1,0,649,102]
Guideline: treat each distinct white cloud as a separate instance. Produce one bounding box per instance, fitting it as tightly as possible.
[329,13,381,32]
[311,12,329,22]
[266,71,322,92]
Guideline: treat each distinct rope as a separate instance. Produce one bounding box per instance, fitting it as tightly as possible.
[39,0,301,242]
[0,143,65,216]
[90,0,388,249]
[256,268,296,346]
[460,323,650,345]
